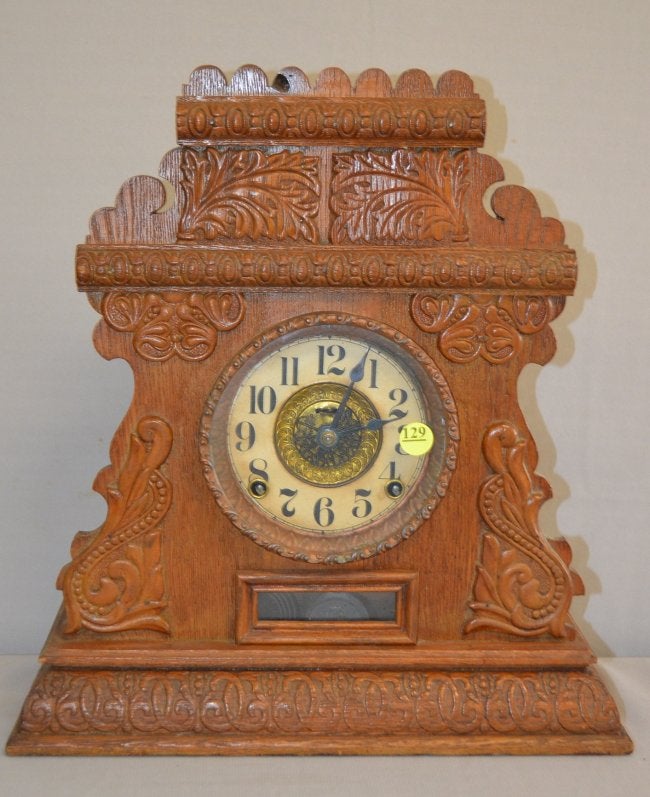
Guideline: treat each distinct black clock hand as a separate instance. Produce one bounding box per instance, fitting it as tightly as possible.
[337,415,401,435]
[330,347,371,429]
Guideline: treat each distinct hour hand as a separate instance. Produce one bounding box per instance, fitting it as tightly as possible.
[365,416,401,431]
[339,415,401,434]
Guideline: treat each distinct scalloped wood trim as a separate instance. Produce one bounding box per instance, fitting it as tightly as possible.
[182,65,479,98]
[177,66,485,147]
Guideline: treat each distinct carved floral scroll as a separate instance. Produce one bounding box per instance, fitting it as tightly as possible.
[57,417,173,634]
[465,422,584,639]
[178,148,320,242]
[411,293,565,363]
[101,290,245,361]
[330,150,470,245]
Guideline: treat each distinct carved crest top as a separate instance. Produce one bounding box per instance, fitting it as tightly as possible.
[77,64,576,294]
[177,64,485,148]
[182,64,479,98]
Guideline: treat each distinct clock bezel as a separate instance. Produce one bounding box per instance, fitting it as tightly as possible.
[199,312,460,564]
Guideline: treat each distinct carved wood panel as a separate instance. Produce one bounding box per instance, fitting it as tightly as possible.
[16,667,622,739]
[464,422,584,638]
[100,291,245,361]
[178,148,320,243]
[57,417,173,634]
[411,294,565,363]
[330,150,470,245]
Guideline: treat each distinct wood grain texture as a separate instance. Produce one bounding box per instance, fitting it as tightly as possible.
[6,63,631,756]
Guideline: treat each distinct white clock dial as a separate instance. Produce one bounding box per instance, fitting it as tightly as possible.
[227,333,429,534]
[201,315,458,563]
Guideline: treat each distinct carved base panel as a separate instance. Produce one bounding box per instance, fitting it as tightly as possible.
[7,665,632,755]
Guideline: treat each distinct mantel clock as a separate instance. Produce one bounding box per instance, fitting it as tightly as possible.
[7,64,632,755]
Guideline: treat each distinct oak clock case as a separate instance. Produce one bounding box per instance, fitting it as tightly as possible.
[6,64,632,756]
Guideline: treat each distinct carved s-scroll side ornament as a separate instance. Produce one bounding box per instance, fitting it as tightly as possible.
[330,150,470,245]
[465,422,584,639]
[101,291,245,361]
[178,148,320,243]
[57,417,173,635]
[410,293,565,363]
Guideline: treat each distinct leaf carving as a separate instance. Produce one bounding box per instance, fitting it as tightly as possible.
[330,150,470,244]
[178,148,320,242]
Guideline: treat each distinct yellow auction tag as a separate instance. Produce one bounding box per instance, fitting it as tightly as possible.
[399,422,434,456]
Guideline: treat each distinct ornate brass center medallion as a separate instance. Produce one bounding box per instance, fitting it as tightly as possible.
[274,383,381,487]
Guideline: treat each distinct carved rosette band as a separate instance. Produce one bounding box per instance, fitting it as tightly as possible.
[411,293,565,363]
[77,247,577,292]
[101,291,245,361]
[15,667,622,741]
[57,417,173,634]
[465,423,584,638]
[177,96,485,149]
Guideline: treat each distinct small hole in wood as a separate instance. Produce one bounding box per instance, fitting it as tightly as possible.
[273,73,291,93]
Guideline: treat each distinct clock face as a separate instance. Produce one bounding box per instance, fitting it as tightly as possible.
[201,314,459,563]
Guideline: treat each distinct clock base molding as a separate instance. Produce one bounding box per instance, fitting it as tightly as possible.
[7,664,632,756]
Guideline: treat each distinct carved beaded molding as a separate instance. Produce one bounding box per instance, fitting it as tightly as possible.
[77,247,577,293]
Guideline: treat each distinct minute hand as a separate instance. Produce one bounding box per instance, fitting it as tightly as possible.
[330,348,370,428]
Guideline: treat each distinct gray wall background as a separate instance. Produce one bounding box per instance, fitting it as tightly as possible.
[1,0,648,656]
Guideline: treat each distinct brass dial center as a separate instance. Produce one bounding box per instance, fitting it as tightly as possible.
[274,383,382,487]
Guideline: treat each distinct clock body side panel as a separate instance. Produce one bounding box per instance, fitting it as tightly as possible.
[45,288,567,654]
